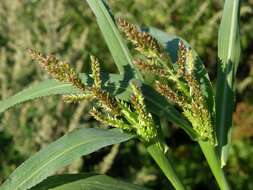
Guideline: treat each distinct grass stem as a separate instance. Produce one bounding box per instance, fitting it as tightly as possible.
[147,143,186,190]
[198,140,230,190]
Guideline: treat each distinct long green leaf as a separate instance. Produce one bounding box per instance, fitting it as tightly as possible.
[0,74,196,139]
[86,0,142,80]
[216,0,241,167]
[0,128,133,190]
[0,80,81,113]
[30,174,150,190]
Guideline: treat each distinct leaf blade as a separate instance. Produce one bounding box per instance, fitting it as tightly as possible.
[30,174,150,190]
[216,0,241,166]
[0,128,133,190]
[0,80,80,113]
[0,73,195,139]
[86,0,142,80]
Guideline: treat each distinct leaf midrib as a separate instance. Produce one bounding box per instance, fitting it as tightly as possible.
[13,136,121,190]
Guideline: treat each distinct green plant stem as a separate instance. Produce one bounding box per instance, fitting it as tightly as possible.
[198,140,230,190]
[147,143,186,190]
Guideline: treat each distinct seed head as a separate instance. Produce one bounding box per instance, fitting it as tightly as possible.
[90,107,131,131]
[91,87,121,116]
[29,49,85,91]
[155,81,187,108]
[117,18,161,58]
[130,81,158,142]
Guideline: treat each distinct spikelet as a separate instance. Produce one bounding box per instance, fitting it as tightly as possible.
[130,81,146,118]
[63,94,92,104]
[176,41,187,77]
[133,59,169,77]
[186,48,194,75]
[117,18,161,58]
[29,49,85,91]
[155,81,187,108]
[90,107,131,131]
[90,55,101,89]
[91,87,120,116]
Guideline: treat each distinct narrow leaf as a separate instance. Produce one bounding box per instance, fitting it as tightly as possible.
[0,80,80,113]
[0,128,133,190]
[216,0,241,166]
[30,174,150,190]
[86,0,142,80]
[0,73,196,139]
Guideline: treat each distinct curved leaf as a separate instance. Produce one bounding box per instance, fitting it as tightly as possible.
[86,0,142,80]
[0,128,133,190]
[30,174,150,190]
[0,80,80,113]
[216,0,241,167]
[0,73,195,139]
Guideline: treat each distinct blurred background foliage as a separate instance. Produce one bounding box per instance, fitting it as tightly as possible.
[0,0,252,189]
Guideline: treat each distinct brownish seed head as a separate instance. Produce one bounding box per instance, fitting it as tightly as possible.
[29,49,85,91]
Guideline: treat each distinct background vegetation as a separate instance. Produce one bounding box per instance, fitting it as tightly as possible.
[0,0,252,189]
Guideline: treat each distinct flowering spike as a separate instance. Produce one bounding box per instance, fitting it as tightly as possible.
[91,87,121,116]
[29,49,85,91]
[130,81,158,142]
[186,48,194,75]
[176,41,187,77]
[117,18,161,58]
[155,81,187,108]
[130,81,146,116]
[90,55,101,89]
[63,94,92,104]
[133,59,169,77]
[90,107,131,131]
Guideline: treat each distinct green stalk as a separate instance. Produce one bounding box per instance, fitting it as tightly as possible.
[147,143,186,190]
[198,140,230,190]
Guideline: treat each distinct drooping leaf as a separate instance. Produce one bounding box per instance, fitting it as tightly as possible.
[0,80,81,113]
[0,73,196,139]
[0,128,133,190]
[30,174,150,190]
[216,0,241,167]
[86,0,142,80]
